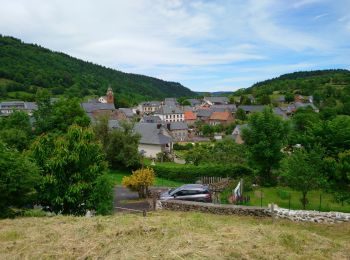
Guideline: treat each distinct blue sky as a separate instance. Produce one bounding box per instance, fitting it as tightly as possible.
[0,0,349,92]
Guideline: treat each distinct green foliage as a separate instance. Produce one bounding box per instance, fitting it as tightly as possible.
[89,174,114,215]
[151,164,253,183]
[0,142,41,218]
[93,118,141,169]
[243,107,289,185]
[173,143,194,151]
[235,108,247,121]
[34,91,90,134]
[185,140,247,166]
[30,125,109,215]
[280,147,326,209]
[122,168,155,198]
[0,36,194,102]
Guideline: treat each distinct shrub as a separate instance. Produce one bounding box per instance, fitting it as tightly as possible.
[89,174,114,215]
[122,168,155,198]
[173,143,194,151]
[151,164,253,183]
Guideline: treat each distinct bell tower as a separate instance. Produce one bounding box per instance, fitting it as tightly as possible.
[106,87,114,104]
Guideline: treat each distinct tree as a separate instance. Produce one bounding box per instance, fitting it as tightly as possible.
[242,107,289,185]
[280,147,326,209]
[30,125,109,215]
[122,168,155,198]
[34,92,90,134]
[0,142,40,218]
[185,143,211,165]
[93,119,141,169]
[235,108,247,121]
[259,95,271,105]
[285,92,294,103]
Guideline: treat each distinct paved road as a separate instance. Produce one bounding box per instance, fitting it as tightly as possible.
[114,186,168,213]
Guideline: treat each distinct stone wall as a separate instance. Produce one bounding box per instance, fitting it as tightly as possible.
[274,208,350,224]
[159,200,350,224]
[159,200,272,217]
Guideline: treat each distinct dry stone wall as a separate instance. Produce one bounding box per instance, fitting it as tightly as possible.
[159,200,350,224]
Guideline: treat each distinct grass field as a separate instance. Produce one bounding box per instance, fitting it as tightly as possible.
[244,187,350,213]
[0,211,349,259]
[106,170,185,188]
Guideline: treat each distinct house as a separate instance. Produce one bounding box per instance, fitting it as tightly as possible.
[294,102,319,113]
[167,122,189,142]
[273,107,288,120]
[138,101,161,114]
[184,111,197,126]
[154,105,184,122]
[272,95,286,104]
[238,105,265,114]
[196,109,213,123]
[186,99,201,107]
[98,87,114,104]
[119,108,134,120]
[164,98,178,106]
[211,104,237,113]
[209,111,234,126]
[203,96,229,105]
[133,123,173,158]
[81,102,117,121]
[0,101,37,116]
[232,124,248,144]
[140,115,162,123]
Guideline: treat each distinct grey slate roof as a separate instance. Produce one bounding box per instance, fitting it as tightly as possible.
[140,115,163,123]
[81,102,115,113]
[169,121,188,131]
[156,105,183,115]
[211,104,237,112]
[108,120,121,129]
[164,98,178,106]
[141,101,161,107]
[0,101,38,110]
[273,107,288,119]
[134,123,172,145]
[196,109,213,117]
[204,96,229,104]
[238,105,266,113]
[119,108,134,118]
[186,99,201,106]
[294,102,318,111]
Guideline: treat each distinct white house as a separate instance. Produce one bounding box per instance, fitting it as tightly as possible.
[154,105,184,122]
[133,123,173,158]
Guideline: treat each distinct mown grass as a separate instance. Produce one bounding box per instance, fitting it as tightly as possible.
[106,169,185,188]
[0,211,349,259]
[244,187,350,213]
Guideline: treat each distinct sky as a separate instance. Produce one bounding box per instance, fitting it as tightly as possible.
[0,0,350,92]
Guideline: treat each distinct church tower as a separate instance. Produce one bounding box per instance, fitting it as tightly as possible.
[106,87,114,104]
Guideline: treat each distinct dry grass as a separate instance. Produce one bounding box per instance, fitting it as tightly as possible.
[0,211,349,259]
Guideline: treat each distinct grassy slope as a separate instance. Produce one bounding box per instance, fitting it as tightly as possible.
[0,211,349,259]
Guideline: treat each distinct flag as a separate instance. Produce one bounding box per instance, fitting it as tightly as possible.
[233,181,241,197]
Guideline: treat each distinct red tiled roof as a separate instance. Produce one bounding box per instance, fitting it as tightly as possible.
[209,111,231,121]
[184,111,197,120]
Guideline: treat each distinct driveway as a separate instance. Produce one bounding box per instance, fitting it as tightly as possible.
[114,186,169,213]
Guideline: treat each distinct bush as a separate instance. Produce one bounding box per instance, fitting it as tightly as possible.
[173,143,194,151]
[122,168,155,198]
[89,174,114,215]
[151,164,253,183]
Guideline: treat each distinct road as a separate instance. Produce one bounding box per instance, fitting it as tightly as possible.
[114,186,168,213]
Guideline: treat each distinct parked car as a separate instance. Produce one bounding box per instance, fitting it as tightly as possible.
[160,184,212,202]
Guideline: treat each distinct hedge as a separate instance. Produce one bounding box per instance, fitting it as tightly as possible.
[151,164,253,183]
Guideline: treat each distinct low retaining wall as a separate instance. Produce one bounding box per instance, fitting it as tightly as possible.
[158,200,350,224]
[275,208,350,224]
[159,200,272,217]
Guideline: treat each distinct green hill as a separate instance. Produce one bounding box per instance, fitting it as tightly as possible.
[0,36,195,105]
[233,69,350,114]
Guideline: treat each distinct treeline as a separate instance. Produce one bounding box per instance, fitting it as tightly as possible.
[0,35,194,105]
[0,91,142,218]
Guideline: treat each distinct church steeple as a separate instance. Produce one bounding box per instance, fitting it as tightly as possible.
[106,86,114,104]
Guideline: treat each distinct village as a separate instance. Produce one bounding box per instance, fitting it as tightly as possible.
[0,87,319,160]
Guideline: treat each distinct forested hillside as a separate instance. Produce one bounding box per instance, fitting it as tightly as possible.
[233,69,350,114]
[0,35,195,105]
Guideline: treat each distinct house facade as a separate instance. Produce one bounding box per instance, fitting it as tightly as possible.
[155,105,184,122]
[133,123,173,158]
[209,111,234,126]
[167,122,188,142]
[138,101,161,114]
